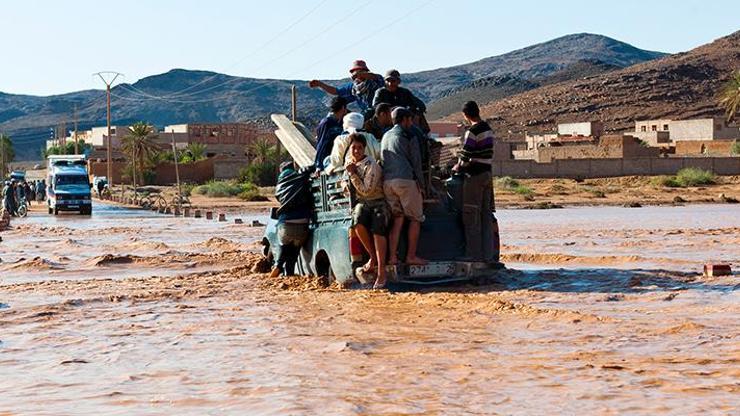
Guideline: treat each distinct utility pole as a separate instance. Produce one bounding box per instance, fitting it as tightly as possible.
[171,129,182,210]
[94,71,122,188]
[1,133,5,179]
[73,105,79,155]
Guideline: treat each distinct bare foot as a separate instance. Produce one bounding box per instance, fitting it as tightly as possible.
[406,256,428,266]
[269,267,281,278]
[361,259,377,273]
[387,257,399,266]
[373,277,387,290]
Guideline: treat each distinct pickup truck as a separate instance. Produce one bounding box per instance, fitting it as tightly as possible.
[262,114,504,286]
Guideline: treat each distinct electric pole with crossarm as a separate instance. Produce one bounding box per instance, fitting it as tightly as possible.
[94,71,122,187]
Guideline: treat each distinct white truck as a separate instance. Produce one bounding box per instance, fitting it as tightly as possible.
[47,155,92,215]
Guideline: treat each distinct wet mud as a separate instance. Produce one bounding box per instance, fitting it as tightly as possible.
[0,202,738,414]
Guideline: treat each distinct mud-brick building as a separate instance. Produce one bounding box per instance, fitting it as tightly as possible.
[163,122,275,157]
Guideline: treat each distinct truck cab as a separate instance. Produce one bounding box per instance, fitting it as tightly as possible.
[47,155,92,215]
[262,114,504,286]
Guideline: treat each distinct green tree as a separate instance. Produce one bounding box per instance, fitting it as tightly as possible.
[121,122,159,186]
[41,141,91,159]
[178,142,207,164]
[1,134,14,177]
[719,70,740,122]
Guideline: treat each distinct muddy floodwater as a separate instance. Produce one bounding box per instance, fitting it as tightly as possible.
[0,202,738,415]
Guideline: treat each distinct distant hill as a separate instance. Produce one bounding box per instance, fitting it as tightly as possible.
[0,33,667,160]
[441,30,740,139]
[426,59,622,119]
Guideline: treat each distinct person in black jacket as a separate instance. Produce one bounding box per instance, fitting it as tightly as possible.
[270,161,314,277]
[372,70,426,116]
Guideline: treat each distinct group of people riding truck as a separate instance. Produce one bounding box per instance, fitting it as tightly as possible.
[270,60,497,289]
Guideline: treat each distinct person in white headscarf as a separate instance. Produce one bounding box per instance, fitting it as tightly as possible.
[325,112,381,174]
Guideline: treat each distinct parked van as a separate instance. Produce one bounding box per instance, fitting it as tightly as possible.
[47,155,92,215]
[262,114,504,286]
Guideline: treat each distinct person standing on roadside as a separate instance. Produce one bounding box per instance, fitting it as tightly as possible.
[381,108,427,266]
[308,60,384,119]
[453,101,497,262]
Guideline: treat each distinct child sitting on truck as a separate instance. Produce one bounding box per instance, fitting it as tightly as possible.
[344,133,390,289]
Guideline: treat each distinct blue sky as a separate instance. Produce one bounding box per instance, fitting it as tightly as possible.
[1,0,737,96]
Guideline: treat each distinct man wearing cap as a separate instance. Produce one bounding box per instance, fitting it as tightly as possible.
[308,60,384,118]
[372,69,426,116]
[381,107,427,266]
[326,112,381,175]
[314,96,348,171]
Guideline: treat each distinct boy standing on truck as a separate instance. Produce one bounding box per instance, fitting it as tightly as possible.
[365,103,394,142]
[381,108,427,266]
[345,133,389,289]
[454,101,497,262]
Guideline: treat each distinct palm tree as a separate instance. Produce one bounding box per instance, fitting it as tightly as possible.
[246,137,276,163]
[122,122,159,190]
[719,70,740,123]
[183,142,207,162]
[1,134,14,177]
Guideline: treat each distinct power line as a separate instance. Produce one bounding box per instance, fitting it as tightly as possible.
[144,0,329,101]
[118,0,372,103]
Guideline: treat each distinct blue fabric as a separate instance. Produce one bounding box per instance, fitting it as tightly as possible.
[336,75,384,112]
[336,83,356,104]
[314,113,343,170]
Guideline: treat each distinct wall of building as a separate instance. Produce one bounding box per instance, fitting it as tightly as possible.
[635,119,671,133]
[629,130,670,146]
[557,122,602,137]
[675,140,738,156]
[213,158,248,180]
[88,158,215,185]
[492,157,740,179]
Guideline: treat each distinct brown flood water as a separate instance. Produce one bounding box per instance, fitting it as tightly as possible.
[0,202,738,415]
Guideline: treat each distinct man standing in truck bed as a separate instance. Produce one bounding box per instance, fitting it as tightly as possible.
[381,108,427,266]
[454,101,496,262]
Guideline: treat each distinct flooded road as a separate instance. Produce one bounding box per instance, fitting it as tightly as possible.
[0,202,738,414]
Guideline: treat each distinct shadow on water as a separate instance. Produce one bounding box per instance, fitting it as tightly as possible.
[388,267,738,294]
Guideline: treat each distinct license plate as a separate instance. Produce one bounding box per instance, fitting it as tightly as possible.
[68,205,79,208]
[408,262,455,277]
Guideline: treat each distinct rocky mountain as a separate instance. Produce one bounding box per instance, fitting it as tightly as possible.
[426,59,622,119]
[441,30,740,139]
[1,33,667,160]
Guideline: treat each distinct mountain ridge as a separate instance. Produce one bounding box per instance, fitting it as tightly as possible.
[1,33,668,159]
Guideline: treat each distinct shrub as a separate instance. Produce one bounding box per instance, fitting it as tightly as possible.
[651,175,680,187]
[675,167,715,187]
[238,161,279,186]
[192,180,244,197]
[180,183,195,197]
[495,176,519,189]
[732,141,740,155]
[238,182,268,201]
[513,184,534,198]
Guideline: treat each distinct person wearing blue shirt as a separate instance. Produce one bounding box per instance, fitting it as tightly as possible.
[308,60,384,119]
[314,96,348,170]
